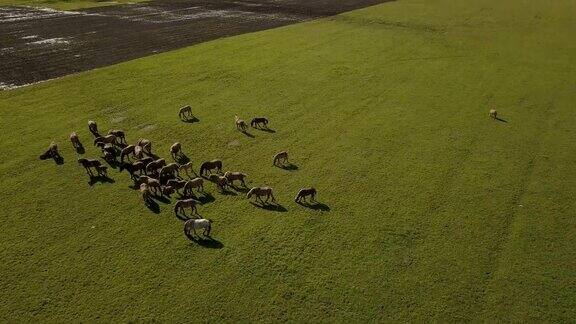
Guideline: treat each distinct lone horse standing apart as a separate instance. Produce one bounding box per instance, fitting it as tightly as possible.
[273,151,288,166]
[295,187,317,203]
[184,218,212,239]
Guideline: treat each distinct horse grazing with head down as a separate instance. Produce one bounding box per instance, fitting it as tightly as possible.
[273,151,288,166]
[251,117,269,129]
[247,186,276,204]
[295,187,317,203]
[235,115,247,132]
[199,159,222,176]
[174,198,199,217]
[178,105,193,120]
[184,218,212,238]
[224,171,247,187]
[70,132,82,150]
[88,120,99,137]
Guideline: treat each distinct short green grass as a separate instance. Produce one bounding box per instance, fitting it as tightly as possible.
[1,0,575,321]
[0,0,143,10]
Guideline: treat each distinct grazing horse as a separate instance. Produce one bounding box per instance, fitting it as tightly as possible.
[70,132,82,149]
[224,171,247,187]
[178,105,193,120]
[119,161,146,179]
[78,158,102,176]
[174,198,199,216]
[247,187,276,204]
[97,142,117,162]
[107,129,126,144]
[167,179,186,193]
[88,120,99,137]
[137,138,152,155]
[138,175,161,194]
[40,142,61,160]
[161,185,175,197]
[295,187,317,203]
[134,145,144,159]
[120,145,135,162]
[184,218,212,238]
[140,183,152,203]
[251,117,269,129]
[235,115,247,132]
[273,151,288,166]
[146,158,166,176]
[179,162,196,178]
[94,134,117,147]
[183,177,204,196]
[210,175,229,192]
[170,142,182,159]
[199,159,222,176]
[489,109,498,119]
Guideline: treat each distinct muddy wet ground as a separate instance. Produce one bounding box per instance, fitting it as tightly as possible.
[0,0,387,89]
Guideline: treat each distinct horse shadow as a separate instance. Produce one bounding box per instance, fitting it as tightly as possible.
[181,116,200,123]
[145,200,160,214]
[219,188,237,196]
[231,185,249,193]
[495,117,508,123]
[75,145,85,155]
[277,163,298,171]
[186,235,224,249]
[250,202,288,212]
[88,175,115,186]
[153,194,171,204]
[241,130,255,138]
[40,152,64,165]
[255,127,276,133]
[196,192,215,205]
[297,201,330,211]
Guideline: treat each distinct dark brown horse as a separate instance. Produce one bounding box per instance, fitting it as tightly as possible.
[200,159,222,176]
[295,188,317,203]
[78,158,102,176]
[251,117,269,128]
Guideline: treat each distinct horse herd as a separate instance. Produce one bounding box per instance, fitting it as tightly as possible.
[40,106,320,241]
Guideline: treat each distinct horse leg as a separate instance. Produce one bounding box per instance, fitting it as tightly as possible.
[270,193,276,203]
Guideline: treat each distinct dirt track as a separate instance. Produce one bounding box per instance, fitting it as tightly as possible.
[0,0,388,89]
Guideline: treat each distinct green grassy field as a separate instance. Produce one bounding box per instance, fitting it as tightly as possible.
[0,0,142,10]
[1,0,575,321]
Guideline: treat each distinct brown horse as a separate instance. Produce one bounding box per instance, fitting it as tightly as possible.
[88,120,99,137]
[94,134,117,147]
[95,165,108,177]
[174,198,199,216]
[78,158,102,176]
[160,163,180,179]
[120,161,146,179]
[70,132,82,149]
[138,175,161,194]
[146,158,166,176]
[167,179,187,193]
[273,151,288,166]
[179,162,196,178]
[140,183,152,203]
[200,159,222,176]
[183,177,204,196]
[170,142,182,159]
[137,139,153,155]
[107,129,126,144]
[251,117,269,128]
[489,109,498,119]
[224,171,247,187]
[40,142,61,160]
[247,186,276,204]
[210,174,229,192]
[295,188,317,203]
[120,145,135,162]
[179,105,193,120]
[235,115,247,132]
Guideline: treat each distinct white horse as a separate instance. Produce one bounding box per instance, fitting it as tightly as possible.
[184,218,212,238]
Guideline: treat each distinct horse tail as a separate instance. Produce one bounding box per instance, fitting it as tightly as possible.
[247,188,254,199]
